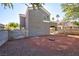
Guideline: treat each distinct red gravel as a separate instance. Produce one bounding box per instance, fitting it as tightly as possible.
[0,34,79,56]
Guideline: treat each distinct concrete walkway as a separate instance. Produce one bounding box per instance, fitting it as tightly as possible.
[68,35,79,39]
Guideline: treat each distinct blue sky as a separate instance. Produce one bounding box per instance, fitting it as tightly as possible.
[44,3,65,21]
[0,3,65,24]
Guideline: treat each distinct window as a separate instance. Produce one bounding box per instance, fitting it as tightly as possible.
[44,16,46,20]
[46,15,49,21]
[44,15,49,20]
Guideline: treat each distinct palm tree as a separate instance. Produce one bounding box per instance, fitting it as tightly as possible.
[56,14,60,22]
[1,3,13,9]
[25,3,44,9]
[1,3,44,9]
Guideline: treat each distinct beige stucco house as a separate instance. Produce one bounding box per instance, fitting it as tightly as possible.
[20,7,51,36]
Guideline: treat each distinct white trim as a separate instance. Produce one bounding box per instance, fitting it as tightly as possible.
[43,20,51,23]
[40,7,50,15]
[28,7,50,15]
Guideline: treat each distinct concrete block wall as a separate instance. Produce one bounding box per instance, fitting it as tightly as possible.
[0,30,8,46]
[8,29,27,40]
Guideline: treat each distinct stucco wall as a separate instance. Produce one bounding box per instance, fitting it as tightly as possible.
[8,29,27,40]
[0,30,8,46]
[28,8,50,36]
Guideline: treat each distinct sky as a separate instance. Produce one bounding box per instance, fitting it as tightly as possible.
[44,3,65,21]
[0,3,65,24]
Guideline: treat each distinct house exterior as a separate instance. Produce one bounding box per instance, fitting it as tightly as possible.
[56,20,79,34]
[0,24,4,30]
[20,7,51,36]
[58,21,78,29]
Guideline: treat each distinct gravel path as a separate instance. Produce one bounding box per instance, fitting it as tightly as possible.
[0,34,79,56]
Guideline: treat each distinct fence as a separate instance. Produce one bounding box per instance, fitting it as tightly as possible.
[0,30,8,46]
[63,29,79,35]
[0,29,28,47]
[57,27,79,35]
[8,29,27,40]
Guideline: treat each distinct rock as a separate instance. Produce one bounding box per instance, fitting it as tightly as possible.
[49,38,55,41]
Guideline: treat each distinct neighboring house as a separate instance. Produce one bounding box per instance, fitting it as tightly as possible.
[20,7,51,36]
[56,21,79,34]
[0,24,4,30]
[58,21,78,29]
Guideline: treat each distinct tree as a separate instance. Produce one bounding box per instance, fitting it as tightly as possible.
[9,22,19,28]
[25,3,44,9]
[73,21,79,26]
[63,16,72,21]
[5,22,19,30]
[1,3,13,9]
[0,3,44,9]
[61,3,79,19]
[56,14,60,22]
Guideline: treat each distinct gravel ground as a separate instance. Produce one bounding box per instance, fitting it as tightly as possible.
[0,34,79,56]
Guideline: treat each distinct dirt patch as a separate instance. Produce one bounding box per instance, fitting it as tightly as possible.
[0,34,79,56]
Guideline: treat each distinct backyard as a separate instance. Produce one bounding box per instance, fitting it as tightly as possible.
[1,3,79,56]
[0,34,79,56]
